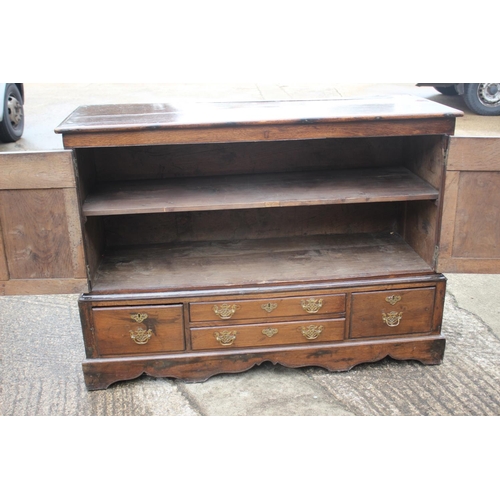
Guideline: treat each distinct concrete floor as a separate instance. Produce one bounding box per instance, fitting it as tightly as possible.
[1,83,499,417]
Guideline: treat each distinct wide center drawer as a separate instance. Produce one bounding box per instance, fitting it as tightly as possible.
[92,305,185,356]
[191,318,345,350]
[189,294,345,323]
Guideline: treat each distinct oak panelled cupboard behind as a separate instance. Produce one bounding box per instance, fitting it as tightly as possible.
[1,96,499,389]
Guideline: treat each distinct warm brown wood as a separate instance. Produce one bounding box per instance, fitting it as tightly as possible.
[0,189,85,280]
[0,220,9,281]
[101,204,400,247]
[82,334,446,390]
[0,151,88,295]
[0,151,76,189]
[404,200,440,267]
[0,278,88,295]
[81,276,446,305]
[92,305,185,356]
[406,135,447,189]
[55,98,461,148]
[350,287,436,338]
[49,96,466,389]
[91,137,407,182]
[55,98,463,134]
[91,233,433,294]
[438,136,500,273]
[404,136,447,267]
[59,119,458,148]
[189,294,346,323]
[83,167,438,216]
[191,318,345,350]
[447,136,500,171]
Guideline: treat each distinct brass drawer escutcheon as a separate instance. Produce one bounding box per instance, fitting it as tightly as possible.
[382,311,403,327]
[213,304,240,320]
[300,324,324,340]
[261,302,278,313]
[131,313,148,323]
[214,330,238,346]
[301,298,324,314]
[130,327,153,344]
[262,327,279,338]
[385,295,402,306]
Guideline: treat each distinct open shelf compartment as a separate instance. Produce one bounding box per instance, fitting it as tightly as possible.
[90,232,434,294]
[82,166,439,216]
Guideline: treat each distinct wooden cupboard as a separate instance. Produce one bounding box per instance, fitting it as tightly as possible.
[1,96,499,389]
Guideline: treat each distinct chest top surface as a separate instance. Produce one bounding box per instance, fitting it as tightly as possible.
[55,96,462,134]
[54,96,463,148]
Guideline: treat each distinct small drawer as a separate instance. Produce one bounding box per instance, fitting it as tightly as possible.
[92,305,185,356]
[189,294,345,323]
[350,287,436,339]
[191,318,345,350]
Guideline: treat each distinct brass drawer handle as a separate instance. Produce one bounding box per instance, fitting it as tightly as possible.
[300,324,324,340]
[301,298,323,314]
[385,295,402,306]
[261,302,278,313]
[130,327,153,344]
[382,311,403,327]
[213,304,240,320]
[130,312,152,344]
[214,330,238,346]
[262,327,279,338]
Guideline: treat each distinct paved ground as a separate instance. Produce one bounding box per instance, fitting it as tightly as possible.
[1,83,499,416]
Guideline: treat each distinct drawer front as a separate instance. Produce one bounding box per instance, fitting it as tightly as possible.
[92,305,185,356]
[350,287,436,339]
[189,294,345,323]
[191,318,345,350]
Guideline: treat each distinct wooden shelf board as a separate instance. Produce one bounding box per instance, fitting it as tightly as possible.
[83,167,439,216]
[91,232,433,294]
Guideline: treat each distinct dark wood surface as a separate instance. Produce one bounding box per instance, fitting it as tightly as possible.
[0,151,87,295]
[55,97,461,147]
[91,233,433,294]
[55,97,463,389]
[101,204,401,248]
[83,167,439,216]
[92,304,185,356]
[56,97,462,134]
[190,318,346,350]
[91,137,407,182]
[439,136,500,273]
[350,287,436,338]
[189,293,346,323]
[81,334,446,389]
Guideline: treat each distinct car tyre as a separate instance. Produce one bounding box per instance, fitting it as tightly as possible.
[463,83,500,116]
[0,83,24,142]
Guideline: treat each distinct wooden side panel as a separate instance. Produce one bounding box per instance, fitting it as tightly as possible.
[438,137,500,273]
[404,136,447,268]
[0,151,88,295]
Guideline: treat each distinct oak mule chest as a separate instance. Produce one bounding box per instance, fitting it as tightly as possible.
[3,96,499,390]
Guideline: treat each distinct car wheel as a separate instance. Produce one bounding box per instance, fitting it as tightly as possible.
[462,83,500,116]
[434,86,459,96]
[0,83,24,142]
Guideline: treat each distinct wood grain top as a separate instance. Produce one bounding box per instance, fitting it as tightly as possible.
[56,96,463,136]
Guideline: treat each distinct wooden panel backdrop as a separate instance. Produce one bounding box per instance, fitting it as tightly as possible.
[438,137,500,273]
[0,151,88,295]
